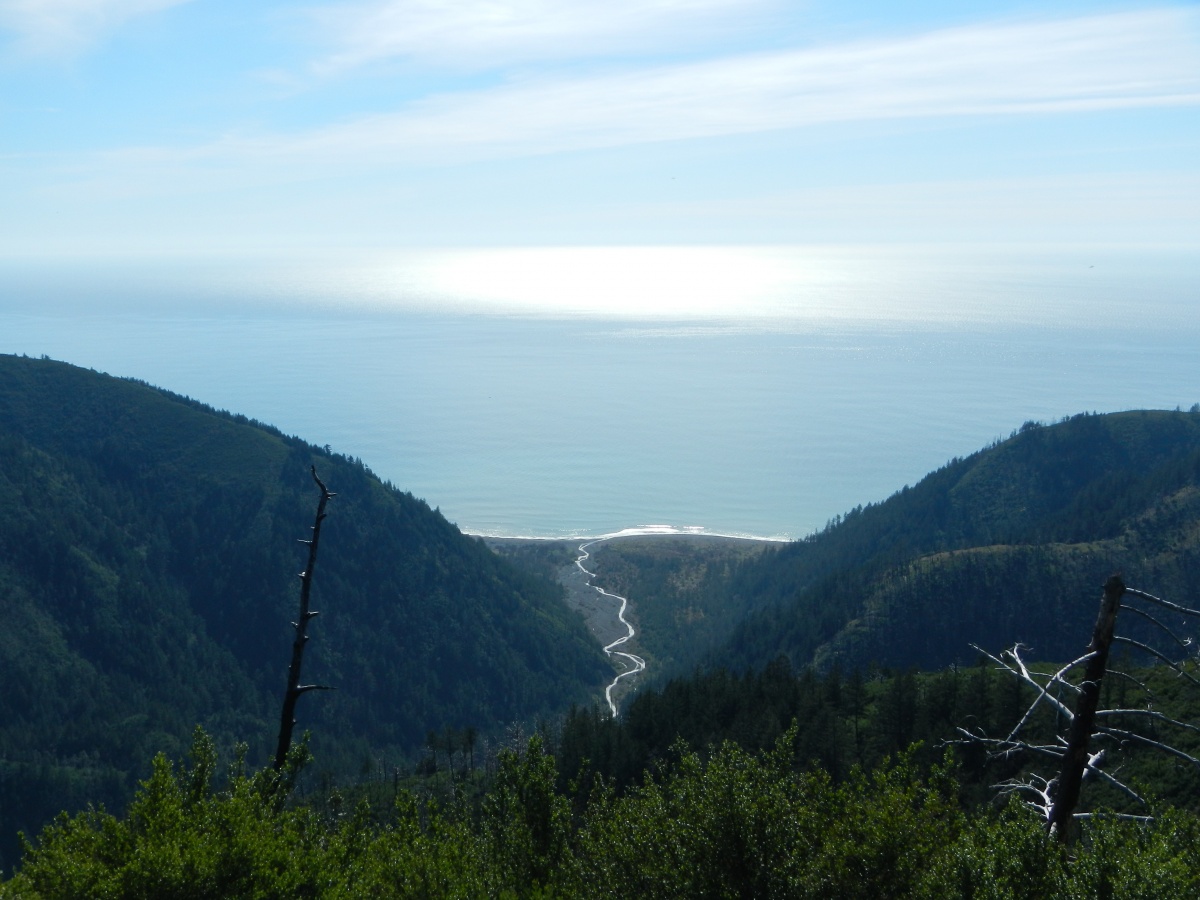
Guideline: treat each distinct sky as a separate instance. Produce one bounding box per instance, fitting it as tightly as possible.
[1,0,1199,258]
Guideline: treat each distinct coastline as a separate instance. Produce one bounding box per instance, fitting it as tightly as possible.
[474,524,793,544]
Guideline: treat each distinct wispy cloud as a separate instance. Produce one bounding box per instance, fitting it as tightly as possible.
[19,4,1198,203]
[306,0,774,73]
[192,8,1200,168]
[0,0,191,57]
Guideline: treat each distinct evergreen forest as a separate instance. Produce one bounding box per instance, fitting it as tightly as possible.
[4,353,1200,895]
[0,355,609,870]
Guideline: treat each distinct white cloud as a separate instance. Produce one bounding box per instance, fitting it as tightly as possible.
[0,0,191,57]
[209,8,1200,167]
[17,5,1200,209]
[307,0,773,73]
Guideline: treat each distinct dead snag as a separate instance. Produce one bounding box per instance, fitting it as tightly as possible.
[274,466,335,770]
[1045,574,1124,839]
[954,575,1200,843]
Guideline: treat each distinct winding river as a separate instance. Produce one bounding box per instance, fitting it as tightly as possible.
[575,539,646,717]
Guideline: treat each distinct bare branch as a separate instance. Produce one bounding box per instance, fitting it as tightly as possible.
[1094,708,1200,735]
[961,580,1197,843]
[992,768,1144,823]
[1121,603,1195,652]
[1074,812,1154,823]
[1104,667,1157,700]
[1019,745,1067,762]
[1025,668,1083,695]
[1112,636,1200,687]
[950,725,988,744]
[970,644,1083,723]
[1083,762,1147,806]
[1010,643,1097,689]
[1094,724,1200,769]
[970,643,1009,671]
[1125,588,1200,619]
[993,775,1055,819]
[950,727,1066,765]
[1001,652,1094,743]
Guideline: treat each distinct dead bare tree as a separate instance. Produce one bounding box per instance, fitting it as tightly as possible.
[954,574,1200,841]
[273,466,336,770]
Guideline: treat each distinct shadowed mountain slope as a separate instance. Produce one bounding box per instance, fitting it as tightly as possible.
[0,354,609,864]
[716,410,1200,673]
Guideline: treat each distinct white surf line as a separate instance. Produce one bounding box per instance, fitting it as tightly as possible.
[576,538,646,718]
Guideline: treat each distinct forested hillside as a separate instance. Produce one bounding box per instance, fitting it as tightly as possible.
[577,411,1200,682]
[565,536,774,674]
[556,654,1200,815]
[0,354,610,868]
[6,362,1200,891]
[722,409,1200,673]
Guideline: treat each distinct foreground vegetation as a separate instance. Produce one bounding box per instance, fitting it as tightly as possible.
[7,356,1200,894]
[5,726,1200,899]
[0,355,609,867]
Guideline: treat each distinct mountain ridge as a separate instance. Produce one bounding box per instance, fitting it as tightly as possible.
[6,352,1200,869]
[0,353,611,867]
[711,410,1200,675]
[559,410,1200,683]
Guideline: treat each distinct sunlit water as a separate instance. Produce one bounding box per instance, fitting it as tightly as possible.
[2,245,1197,539]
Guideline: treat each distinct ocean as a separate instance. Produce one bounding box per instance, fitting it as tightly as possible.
[2,245,1197,540]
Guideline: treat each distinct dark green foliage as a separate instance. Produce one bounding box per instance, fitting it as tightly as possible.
[555,658,1200,821]
[479,736,571,893]
[536,411,1200,690]
[557,662,949,794]
[575,536,773,675]
[6,729,371,899]
[0,354,609,868]
[564,737,962,899]
[7,727,1199,899]
[484,538,581,586]
[712,410,1200,676]
[8,356,1200,892]
[923,802,1071,899]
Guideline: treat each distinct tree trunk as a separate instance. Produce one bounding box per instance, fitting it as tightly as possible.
[1046,574,1125,839]
[273,467,334,770]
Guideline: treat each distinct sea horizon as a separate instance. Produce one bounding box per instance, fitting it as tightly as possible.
[3,244,1198,542]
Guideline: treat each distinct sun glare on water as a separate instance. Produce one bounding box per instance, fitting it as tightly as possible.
[84,244,1194,332]
[330,244,1176,329]
[417,246,815,319]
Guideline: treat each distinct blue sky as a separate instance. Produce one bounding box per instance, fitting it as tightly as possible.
[1,0,1198,257]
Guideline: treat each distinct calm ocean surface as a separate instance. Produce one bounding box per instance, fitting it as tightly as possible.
[2,245,1197,540]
